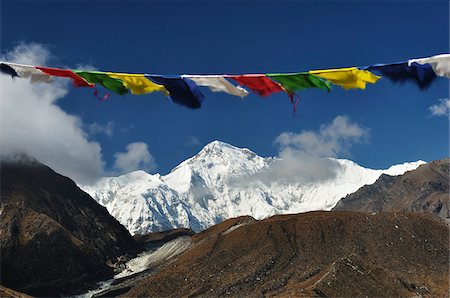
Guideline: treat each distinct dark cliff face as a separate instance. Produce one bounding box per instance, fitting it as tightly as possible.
[0,159,135,296]
[333,158,449,222]
[123,212,449,297]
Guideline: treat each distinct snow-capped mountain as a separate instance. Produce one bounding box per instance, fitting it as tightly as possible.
[81,141,425,235]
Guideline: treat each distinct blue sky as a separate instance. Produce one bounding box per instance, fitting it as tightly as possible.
[1,0,449,178]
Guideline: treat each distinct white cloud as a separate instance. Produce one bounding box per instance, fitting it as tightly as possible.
[74,64,96,71]
[0,42,105,184]
[275,115,368,157]
[2,43,54,66]
[187,136,201,146]
[87,121,114,138]
[113,142,156,173]
[256,115,368,184]
[429,98,450,118]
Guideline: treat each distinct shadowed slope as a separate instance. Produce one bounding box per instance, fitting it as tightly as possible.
[0,158,135,296]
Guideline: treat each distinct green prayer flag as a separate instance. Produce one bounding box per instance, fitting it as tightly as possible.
[74,71,128,95]
[266,73,331,93]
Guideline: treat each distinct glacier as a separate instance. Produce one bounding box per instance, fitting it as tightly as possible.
[81,141,425,235]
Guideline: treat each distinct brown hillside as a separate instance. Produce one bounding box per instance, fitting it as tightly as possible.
[123,211,449,297]
[0,158,135,296]
[333,158,449,223]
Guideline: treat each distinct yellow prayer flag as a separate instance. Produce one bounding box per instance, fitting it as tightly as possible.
[107,73,168,95]
[310,67,380,90]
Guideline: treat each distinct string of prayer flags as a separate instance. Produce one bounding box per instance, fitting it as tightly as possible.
[0,54,449,111]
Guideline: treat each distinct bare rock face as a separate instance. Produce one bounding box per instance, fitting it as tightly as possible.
[123,211,449,297]
[333,158,449,223]
[0,158,135,296]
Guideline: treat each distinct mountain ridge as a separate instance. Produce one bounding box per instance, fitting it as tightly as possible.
[82,140,425,235]
[333,158,449,223]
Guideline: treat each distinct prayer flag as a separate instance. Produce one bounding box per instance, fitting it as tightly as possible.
[146,75,204,109]
[107,73,167,95]
[74,71,128,95]
[5,63,52,83]
[266,73,331,93]
[226,74,285,96]
[310,67,380,90]
[367,62,436,90]
[0,63,19,78]
[182,75,249,98]
[408,54,450,79]
[36,66,92,87]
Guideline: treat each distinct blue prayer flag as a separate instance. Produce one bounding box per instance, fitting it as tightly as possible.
[366,62,437,90]
[145,75,204,109]
[0,63,19,78]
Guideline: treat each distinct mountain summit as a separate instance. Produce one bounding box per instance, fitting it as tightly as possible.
[82,141,425,235]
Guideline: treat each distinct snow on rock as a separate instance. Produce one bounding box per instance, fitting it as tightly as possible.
[81,141,425,235]
[114,237,192,279]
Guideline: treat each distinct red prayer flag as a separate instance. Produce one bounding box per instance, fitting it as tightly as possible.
[226,74,284,97]
[36,66,93,88]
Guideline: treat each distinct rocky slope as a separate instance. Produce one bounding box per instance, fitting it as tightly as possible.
[0,158,135,296]
[0,286,32,298]
[333,158,449,223]
[82,140,425,234]
[122,211,449,297]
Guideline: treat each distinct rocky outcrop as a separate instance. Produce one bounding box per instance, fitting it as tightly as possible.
[0,158,135,296]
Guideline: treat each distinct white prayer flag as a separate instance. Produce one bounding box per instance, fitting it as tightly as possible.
[409,54,450,79]
[6,62,52,83]
[182,75,249,98]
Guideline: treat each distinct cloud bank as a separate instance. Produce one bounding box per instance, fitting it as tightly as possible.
[257,115,368,184]
[113,142,156,173]
[0,43,104,184]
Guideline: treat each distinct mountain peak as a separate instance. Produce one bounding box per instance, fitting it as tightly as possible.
[162,141,266,195]
[195,140,257,160]
[199,140,241,154]
[203,140,232,149]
